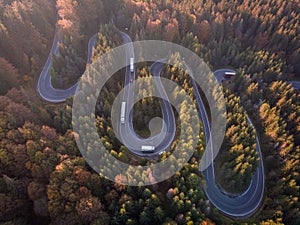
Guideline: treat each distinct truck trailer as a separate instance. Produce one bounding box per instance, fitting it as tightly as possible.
[130,57,134,72]
[141,145,155,152]
[120,101,126,123]
[224,71,236,79]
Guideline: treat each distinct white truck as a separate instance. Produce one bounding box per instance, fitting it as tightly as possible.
[120,101,126,123]
[130,57,134,73]
[141,145,155,152]
[224,71,236,79]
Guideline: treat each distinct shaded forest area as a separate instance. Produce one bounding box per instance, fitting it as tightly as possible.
[0,0,299,225]
[0,0,56,94]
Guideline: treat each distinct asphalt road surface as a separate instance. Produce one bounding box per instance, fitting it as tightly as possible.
[38,29,300,219]
[118,33,176,157]
[37,32,97,103]
[183,65,265,218]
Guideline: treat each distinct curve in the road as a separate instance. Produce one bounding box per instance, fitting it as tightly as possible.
[37,32,97,103]
[38,28,299,219]
[37,29,176,157]
[118,33,176,157]
[183,65,265,218]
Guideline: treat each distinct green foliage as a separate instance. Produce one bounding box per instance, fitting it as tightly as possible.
[215,89,259,193]
[93,23,122,61]
[133,67,162,137]
[257,81,300,225]
[0,58,19,95]
[0,0,299,224]
[0,0,55,76]
[51,37,86,89]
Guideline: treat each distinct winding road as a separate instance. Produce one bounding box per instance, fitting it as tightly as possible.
[117,47,265,217]
[37,28,299,219]
[37,32,97,103]
[118,33,176,157]
[188,67,265,217]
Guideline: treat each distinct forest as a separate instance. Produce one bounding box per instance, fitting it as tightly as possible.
[0,0,299,225]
